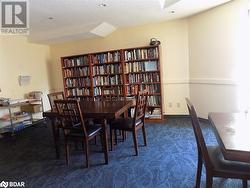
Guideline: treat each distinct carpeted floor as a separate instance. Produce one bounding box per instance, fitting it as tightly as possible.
[0,117,245,188]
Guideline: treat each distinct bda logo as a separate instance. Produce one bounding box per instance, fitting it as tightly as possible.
[0,181,8,188]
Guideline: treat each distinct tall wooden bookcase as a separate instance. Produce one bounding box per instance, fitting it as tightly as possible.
[61,45,162,120]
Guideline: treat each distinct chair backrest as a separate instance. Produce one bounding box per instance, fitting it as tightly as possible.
[54,99,87,137]
[185,98,212,169]
[133,90,148,126]
[101,86,120,101]
[47,92,65,110]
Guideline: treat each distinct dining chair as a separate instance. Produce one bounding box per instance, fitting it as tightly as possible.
[185,98,250,188]
[109,90,148,155]
[47,92,65,138]
[47,91,65,110]
[54,99,108,168]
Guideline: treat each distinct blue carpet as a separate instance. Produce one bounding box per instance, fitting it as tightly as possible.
[0,117,245,188]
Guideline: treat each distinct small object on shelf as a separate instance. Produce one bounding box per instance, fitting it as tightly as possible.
[28,91,43,100]
[20,104,42,113]
[0,98,29,106]
[0,97,10,106]
[4,122,25,132]
[149,38,161,46]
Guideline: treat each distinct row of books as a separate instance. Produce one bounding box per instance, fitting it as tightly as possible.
[63,67,90,77]
[63,56,89,67]
[92,51,121,64]
[124,48,158,61]
[63,61,158,77]
[93,64,122,75]
[66,88,90,96]
[125,85,139,95]
[65,78,91,88]
[93,86,123,96]
[126,73,160,83]
[94,75,123,86]
[139,84,161,93]
[148,96,161,106]
[125,84,160,95]
[125,61,158,73]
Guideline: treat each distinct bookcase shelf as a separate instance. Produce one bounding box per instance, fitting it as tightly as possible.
[61,45,162,120]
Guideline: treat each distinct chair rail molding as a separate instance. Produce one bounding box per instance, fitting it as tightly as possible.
[189,78,237,86]
[163,79,189,85]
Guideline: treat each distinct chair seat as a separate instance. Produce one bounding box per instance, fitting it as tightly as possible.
[110,118,142,130]
[66,125,102,138]
[208,146,250,175]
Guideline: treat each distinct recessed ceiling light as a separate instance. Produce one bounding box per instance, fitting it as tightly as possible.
[99,3,107,7]
[48,17,54,20]
[170,10,175,14]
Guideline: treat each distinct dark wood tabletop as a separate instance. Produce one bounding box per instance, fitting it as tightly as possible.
[43,100,133,118]
[208,112,250,163]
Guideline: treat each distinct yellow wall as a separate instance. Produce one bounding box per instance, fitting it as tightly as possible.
[0,36,51,110]
[1,1,244,117]
[50,19,190,115]
[188,0,249,118]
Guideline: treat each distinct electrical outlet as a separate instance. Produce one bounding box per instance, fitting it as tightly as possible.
[168,102,172,108]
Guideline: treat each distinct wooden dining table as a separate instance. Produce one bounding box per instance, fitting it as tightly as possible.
[208,112,250,163]
[43,99,133,163]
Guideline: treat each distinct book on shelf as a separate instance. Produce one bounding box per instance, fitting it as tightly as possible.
[93,51,120,64]
[144,61,158,71]
[63,56,89,67]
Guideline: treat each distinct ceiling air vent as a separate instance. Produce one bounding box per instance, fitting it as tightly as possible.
[90,22,116,37]
[159,0,181,9]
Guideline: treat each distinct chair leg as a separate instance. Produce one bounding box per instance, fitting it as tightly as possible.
[205,174,213,188]
[242,179,247,188]
[100,134,104,152]
[132,130,139,156]
[195,152,202,188]
[122,131,127,141]
[65,140,70,165]
[102,126,109,165]
[110,128,113,151]
[102,133,108,164]
[142,125,147,146]
[114,130,118,145]
[83,140,90,168]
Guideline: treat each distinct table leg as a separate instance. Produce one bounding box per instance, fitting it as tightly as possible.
[50,118,60,159]
[102,119,109,164]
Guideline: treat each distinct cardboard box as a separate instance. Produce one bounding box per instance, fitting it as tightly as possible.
[21,104,42,113]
